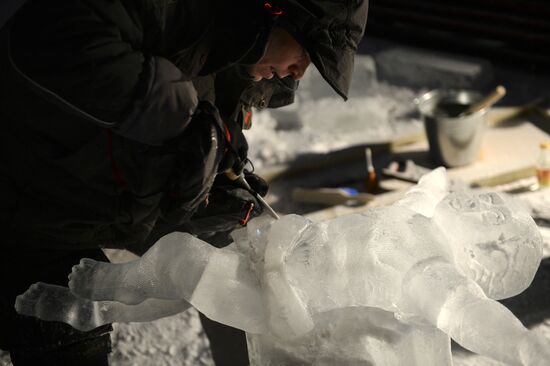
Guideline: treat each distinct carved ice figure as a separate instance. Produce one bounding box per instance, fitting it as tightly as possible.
[15,168,550,365]
[246,171,546,365]
[246,306,454,365]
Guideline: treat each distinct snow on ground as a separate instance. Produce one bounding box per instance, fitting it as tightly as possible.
[108,309,213,366]
[2,55,550,365]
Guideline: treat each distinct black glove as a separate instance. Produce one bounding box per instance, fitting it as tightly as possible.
[180,172,269,238]
[160,101,226,218]
[218,112,249,175]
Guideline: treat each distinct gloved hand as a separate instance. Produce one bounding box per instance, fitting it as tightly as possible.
[161,101,226,214]
[218,112,249,175]
[181,171,269,239]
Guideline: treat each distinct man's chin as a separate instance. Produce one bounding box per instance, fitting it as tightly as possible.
[244,70,262,82]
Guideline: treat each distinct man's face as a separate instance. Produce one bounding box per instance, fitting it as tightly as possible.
[248,27,311,82]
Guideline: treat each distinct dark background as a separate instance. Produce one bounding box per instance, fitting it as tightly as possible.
[366,0,550,72]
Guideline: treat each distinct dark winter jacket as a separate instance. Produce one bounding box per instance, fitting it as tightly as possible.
[0,0,368,251]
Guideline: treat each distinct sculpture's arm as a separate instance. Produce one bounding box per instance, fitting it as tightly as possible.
[68,232,218,304]
[15,283,190,332]
[60,231,267,333]
[402,258,550,366]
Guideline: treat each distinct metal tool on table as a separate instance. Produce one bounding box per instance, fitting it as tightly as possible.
[363,148,379,193]
[382,159,432,183]
[292,187,374,206]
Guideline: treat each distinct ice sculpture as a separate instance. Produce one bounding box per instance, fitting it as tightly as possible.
[16,168,550,365]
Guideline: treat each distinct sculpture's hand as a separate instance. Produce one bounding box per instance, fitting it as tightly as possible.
[402,259,549,366]
[16,282,191,331]
[16,283,106,331]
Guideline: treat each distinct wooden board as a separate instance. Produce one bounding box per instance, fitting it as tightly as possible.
[306,118,550,222]
[447,121,547,184]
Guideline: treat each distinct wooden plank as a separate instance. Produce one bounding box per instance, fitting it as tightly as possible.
[370,6,550,47]
[302,115,550,221]
[365,21,550,68]
[366,0,550,68]
[372,0,550,33]
[447,122,549,184]
[258,132,426,183]
[370,0,550,20]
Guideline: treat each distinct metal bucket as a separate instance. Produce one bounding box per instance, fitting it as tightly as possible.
[416,89,487,167]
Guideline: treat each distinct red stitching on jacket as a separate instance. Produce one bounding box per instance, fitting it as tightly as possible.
[264,2,283,15]
[223,123,232,143]
[243,111,252,129]
[239,202,255,226]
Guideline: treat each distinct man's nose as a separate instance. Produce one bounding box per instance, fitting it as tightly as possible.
[290,68,304,80]
[287,63,309,80]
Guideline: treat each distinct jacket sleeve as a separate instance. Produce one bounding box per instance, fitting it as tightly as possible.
[10,0,200,146]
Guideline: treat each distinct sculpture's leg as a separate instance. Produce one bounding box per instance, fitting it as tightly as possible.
[69,232,216,304]
[16,283,190,332]
[403,259,550,366]
[443,298,550,366]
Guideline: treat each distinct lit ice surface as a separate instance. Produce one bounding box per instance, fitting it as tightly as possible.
[16,168,550,365]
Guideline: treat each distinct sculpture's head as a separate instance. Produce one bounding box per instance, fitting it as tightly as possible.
[433,190,542,299]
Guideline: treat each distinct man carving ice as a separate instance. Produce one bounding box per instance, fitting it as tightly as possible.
[16,168,550,365]
[0,0,368,364]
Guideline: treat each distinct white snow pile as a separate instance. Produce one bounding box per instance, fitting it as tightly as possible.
[109,310,212,366]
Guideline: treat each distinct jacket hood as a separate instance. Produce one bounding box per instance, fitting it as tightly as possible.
[275,0,369,100]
